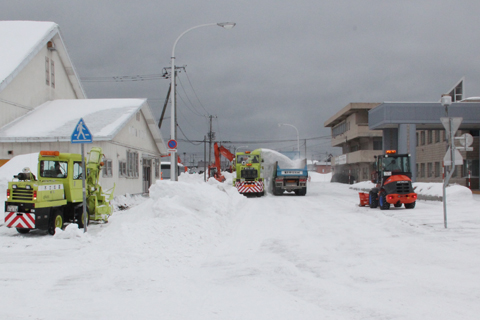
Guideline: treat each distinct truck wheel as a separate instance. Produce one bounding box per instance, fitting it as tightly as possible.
[77,211,90,229]
[16,228,30,234]
[369,191,378,208]
[379,191,390,210]
[405,202,416,209]
[48,211,64,235]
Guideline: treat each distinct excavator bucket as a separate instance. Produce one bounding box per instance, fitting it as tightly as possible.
[359,192,369,207]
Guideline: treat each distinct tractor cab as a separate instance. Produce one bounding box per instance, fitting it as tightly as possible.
[373,150,412,186]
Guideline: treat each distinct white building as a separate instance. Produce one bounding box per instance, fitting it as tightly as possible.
[0,21,168,195]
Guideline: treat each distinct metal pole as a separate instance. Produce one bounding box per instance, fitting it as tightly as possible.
[204,135,207,182]
[81,143,87,233]
[169,22,235,181]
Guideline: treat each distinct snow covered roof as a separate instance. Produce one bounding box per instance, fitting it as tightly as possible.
[0,20,85,98]
[0,99,166,153]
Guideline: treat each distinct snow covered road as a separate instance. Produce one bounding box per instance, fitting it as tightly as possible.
[1,175,480,319]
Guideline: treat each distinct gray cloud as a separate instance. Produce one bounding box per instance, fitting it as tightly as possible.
[2,0,479,161]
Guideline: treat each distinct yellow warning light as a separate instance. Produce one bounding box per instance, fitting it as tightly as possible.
[246,163,252,166]
[40,151,60,156]
[245,151,251,154]
[386,150,396,154]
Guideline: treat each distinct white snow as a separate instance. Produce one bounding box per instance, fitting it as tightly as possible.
[1,168,480,319]
[0,21,57,85]
[0,99,145,141]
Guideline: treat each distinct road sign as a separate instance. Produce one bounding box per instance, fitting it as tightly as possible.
[443,147,463,166]
[71,118,93,144]
[455,133,474,151]
[167,139,177,152]
[440,117,462,139]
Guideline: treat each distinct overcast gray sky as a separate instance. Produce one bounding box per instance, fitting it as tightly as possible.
[2,0,479,162]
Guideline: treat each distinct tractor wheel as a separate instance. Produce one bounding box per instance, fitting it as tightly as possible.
[48,210,64,235]
[379,191,390,210]
[16,228,30,234]
[405,201,416,209]
[394,202,402,208]
[369,191,378,208]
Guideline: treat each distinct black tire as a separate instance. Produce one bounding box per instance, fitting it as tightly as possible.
[394,202,402,208]
[16,228,30,234]
[369,191,378,208]
[296,188,306,196]
[379,191,390,210]
[405,201,416,209]
[48,210,64,235]
[76,211,90,229]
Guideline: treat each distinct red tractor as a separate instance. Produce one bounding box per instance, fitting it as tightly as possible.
[360,150,417,210]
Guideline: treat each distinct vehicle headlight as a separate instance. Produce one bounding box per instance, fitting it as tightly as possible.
[25,185,31,190]
[12,184,17,189]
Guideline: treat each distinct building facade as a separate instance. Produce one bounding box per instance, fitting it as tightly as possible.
[324,103,382,183]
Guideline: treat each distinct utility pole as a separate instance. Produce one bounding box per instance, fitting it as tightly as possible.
[208,115,217,172]
[204,135,207,182]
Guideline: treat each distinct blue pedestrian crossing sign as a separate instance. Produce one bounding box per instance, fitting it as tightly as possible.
[71,118,93,144]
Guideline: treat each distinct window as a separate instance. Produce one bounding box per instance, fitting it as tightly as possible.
[373,139,382,150]
[464,160,479,177]
[51,60,55,88]
[420,163,425,178]
[427,163,433,177]
[40,160,67,178]
[73,162,83,180]
[416,133,419,146]
[434,162,441,178]
[332,121,350,137]
[427,130,432,144]
[45,57,50,85]
[127,151,139,178]
[435,130,440,143]
[420,131,425,145]
[119,161,127,177]
[102,159,113,178]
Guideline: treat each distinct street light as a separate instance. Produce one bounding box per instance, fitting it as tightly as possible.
[279,123,300,152]
[170,22,236,181]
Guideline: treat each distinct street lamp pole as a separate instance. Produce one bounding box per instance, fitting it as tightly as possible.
[279,123,300,152]
[170,22,236,181]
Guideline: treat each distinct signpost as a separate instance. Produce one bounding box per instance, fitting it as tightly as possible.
[71,118,93,232]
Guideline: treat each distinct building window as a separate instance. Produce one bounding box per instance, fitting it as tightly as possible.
[102,159,113,177]
[332,121,349,138]
[416,133,419,146]
[427,130,432,144]
[373,139,382,151]
[45,57,50,85]
[127,150,139,178]
[434,162,441,178]
[51,60,55,88]
[119,161,127,177]
[427,163,433,177]
[136,112,141,121]
[420,131,425,145]
[420,163,425,178]
[464,160,479,177]
[435,130,440,143]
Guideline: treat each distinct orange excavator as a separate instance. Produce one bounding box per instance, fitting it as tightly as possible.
[208,142,234,182]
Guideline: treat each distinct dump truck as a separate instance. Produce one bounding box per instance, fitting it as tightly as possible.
[272,152,308,196]
[233,149,264,197]
[4,147,114,234]
[359,150,417,209]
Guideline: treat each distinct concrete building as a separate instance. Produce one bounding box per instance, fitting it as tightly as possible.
[324,103,382,183]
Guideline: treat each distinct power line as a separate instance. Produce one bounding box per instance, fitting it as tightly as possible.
[81,73,165,82]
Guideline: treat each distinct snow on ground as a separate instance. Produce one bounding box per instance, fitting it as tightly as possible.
[1,172,480,319]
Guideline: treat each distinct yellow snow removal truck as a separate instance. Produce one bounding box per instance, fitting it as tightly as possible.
[4,147,114,235]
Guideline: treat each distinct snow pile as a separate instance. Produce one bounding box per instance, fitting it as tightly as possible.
[349,180,472,201]
[414,182,472,201]
[309,171,332,182]
[53,224,88,239]
[111,194,147,211]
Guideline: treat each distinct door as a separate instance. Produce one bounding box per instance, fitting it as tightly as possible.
[142,159,152,194]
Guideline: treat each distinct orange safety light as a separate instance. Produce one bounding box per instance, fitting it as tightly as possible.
[386,150,396,154]
[40,151,60,156]
[246,163,252,166]
[245,151,251,154]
